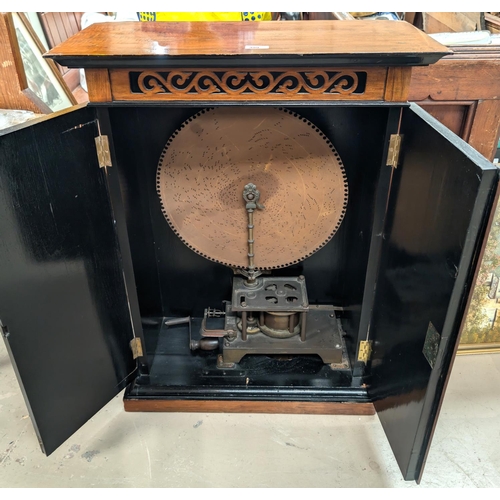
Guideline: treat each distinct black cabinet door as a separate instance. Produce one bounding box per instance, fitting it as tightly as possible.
[0,107,136,455]
[368,104,498,481]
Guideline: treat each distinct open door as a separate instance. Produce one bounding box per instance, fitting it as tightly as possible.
[0,106,136,455]
[368,104,498,481]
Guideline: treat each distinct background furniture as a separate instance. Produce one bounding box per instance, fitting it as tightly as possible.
[409,46,500,163]
[37,12,89,103]
[0,13,49,113]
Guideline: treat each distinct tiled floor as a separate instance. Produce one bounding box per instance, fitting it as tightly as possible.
[0,340,499,487]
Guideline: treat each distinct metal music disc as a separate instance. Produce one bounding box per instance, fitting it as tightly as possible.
[156,107,348,270]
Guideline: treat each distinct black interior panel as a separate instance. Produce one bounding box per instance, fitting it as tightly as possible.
[0,107,136,455]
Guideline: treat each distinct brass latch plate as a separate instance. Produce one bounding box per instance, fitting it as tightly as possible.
[95,135,112,168]
[130,338,144,359]
[387,134,402,168]
[358,340,372,363]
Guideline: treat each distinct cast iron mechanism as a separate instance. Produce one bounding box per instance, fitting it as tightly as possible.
[197,302,344,367]
[189,308,230,351]
[231,276,308,341]
[192,276,311,355]
[190,275,343,369]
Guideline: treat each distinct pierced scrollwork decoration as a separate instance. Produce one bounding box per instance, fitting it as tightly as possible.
[132,69,366,98]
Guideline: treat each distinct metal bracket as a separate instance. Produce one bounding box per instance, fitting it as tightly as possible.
[0,323,9,339]
[217,354,236,370]
[242,183,265,285]
[95,135,112,168]
[423,322,441,369]
[130,337,144,359]
[357,340,372,363]
[386,134,402,168]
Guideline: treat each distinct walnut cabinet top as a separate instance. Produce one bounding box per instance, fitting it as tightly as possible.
[44,21,449,69]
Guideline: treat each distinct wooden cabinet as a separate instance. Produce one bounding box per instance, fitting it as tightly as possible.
[409,47,500,162]
[0,21,497,482]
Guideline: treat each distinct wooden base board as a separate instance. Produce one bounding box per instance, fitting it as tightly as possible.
[124,399,375,415]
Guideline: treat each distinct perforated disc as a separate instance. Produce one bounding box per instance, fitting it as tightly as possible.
[156,107,348,270]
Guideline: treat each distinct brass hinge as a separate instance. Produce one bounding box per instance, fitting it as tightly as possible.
[95,135,112,168]
[386,134,402,168]
[130,337,144,359]
[358,340,372,363]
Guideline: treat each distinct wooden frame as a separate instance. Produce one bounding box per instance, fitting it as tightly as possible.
[124,399,376,415]
[5,13,76,113]
[458,343,500,355]
[457,188,500,355]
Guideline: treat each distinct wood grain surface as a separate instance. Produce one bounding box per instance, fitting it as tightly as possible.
[384,67,412,101]
[467,100,500,161]
[45,21,449,64]
[109,67,387,102]
[421,12,482,34]
[417,102,475,139]
[409,49,500,161]
[85,68,112,102]
[409,59,500,101]
[124,399,376,415]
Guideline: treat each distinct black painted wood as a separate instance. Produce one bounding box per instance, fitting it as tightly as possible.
[95,107,149,375]
[352,106,403,382]
[48,55,445,70]
[91,101,408,108]
[0,107,136,455]
[126,317,366,401]
[368,104,497,481]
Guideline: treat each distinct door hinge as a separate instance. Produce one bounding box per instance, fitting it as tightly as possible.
[130,337,144,359]
[95,135,112,168]
[358,340,372,363]
[386,134,402,168]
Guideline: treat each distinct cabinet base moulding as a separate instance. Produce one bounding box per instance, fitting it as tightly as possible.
[123,399,376,415]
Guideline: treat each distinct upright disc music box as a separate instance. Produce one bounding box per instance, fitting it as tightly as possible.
[0,21,496,482]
